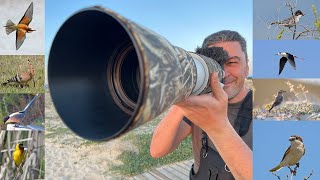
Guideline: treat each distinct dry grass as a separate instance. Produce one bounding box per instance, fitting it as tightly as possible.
[0,55,44,93]
[0,131,45,179]
[253,79,320,120]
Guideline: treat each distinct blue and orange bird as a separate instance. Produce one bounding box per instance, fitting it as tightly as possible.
[4,2,35,50]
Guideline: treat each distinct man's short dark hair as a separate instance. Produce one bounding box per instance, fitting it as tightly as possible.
[202,30,248,62]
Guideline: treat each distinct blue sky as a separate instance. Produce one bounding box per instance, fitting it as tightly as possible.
[254,121,320,179]
[254,0,320,40]
[253,40,320,78]
[45,0,253,75]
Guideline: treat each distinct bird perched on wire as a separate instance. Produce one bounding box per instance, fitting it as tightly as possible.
[276,52,305,76]
[3,94,40,126]
[2,59,35,88]
[269,135,305,172]
[4,2,35,50]
[269,90,286,112]
[270,10,304,28]
[13,143,26,167]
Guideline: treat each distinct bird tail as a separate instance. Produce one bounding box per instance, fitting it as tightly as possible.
[4,19,16,35]
[2,74,22,85]
[269,165,282,172]
[268,106,274,112]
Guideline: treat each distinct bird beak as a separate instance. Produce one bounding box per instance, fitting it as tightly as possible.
[289,137,295,141]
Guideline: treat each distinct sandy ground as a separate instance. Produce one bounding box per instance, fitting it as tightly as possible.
[45,92,138,179]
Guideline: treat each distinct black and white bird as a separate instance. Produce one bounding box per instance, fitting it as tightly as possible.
[270,10,304,28]
[269,135,305,172]
[276,52,305,75]
[269,90,286,112]
[3,94,39,126]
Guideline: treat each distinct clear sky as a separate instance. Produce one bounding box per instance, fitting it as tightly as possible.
[254,0,320,40]
[254,121,320,179]
[253,40,320,78]
[45,0,253,75]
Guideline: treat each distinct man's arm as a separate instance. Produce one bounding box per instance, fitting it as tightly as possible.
[176,73,252,180]
[150,105,191,158]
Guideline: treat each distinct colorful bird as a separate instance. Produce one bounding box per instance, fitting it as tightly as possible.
[3,94,40,126]
[2,59,35,88]
[13,143,26,167]
[4,2,35,50]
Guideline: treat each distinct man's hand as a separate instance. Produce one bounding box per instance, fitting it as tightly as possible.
[175,72,229,133]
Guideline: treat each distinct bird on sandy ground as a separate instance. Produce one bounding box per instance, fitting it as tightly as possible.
[276,52,305,75]
[269,90,286,112]
[3,94,39,126]
[2,59,35,88]
[13,143,26,167]
[269,135,305,173]
[4,2,35,50]
[270,10,304,28]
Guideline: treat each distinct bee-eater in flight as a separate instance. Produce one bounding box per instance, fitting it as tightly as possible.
[4,2,35,50]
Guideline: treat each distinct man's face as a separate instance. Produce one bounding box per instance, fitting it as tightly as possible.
[208,41,249,101]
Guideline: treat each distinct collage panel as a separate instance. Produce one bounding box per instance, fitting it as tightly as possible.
[0,0,44,55]
[0,55,45,94]
[0,130,45,179]
[254,121,319,179]
[253,40,320,78]
[0,93,45,131]
[254,0,320,40]
[253,79,320,120]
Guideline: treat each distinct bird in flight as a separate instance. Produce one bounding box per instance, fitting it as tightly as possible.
[276,52,305,75]
[3,94,40,126]
[4,2,35,50]
[269,90,286,112]
[269,135,305,173]
[270,10,304,28]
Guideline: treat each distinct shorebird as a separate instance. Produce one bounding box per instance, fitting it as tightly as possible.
[4,2,35,50]
[269,90,286,112]
[3,94,40,126]
[269,135,305,173]
[276,52,305,75]
[270,10,304,28]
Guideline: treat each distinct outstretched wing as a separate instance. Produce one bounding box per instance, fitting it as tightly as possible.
[279,57,287,75]
[16,29,26,50]
[287,54,296,70]
[18,2,33,25]
[22,94,39,112]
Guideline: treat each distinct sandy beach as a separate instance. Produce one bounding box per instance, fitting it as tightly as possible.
[45,92,138,179]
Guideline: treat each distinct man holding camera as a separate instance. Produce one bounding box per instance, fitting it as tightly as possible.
[150,30,252,180]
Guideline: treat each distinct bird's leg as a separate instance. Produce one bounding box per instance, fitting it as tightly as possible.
[288,166,296,176]
[296,162,300,167]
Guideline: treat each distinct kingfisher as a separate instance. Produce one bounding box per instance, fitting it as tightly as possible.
[4,2,35,50]
[270,10,304,28]
[276,52,305,75]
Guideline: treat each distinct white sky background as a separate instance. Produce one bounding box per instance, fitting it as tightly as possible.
[0,0,44,55]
